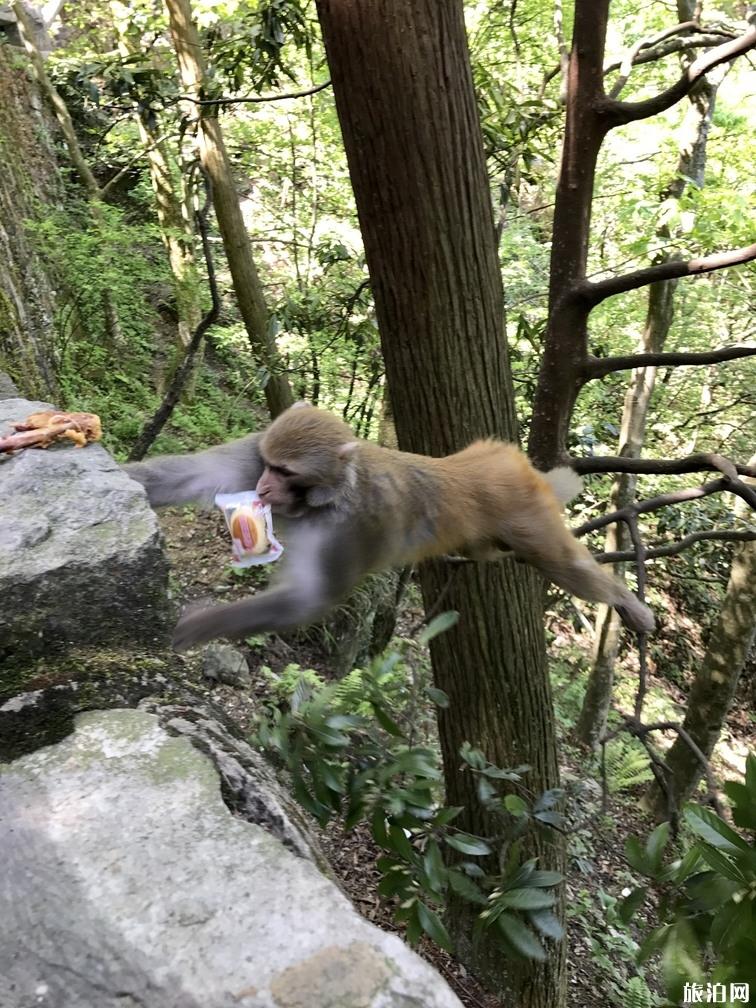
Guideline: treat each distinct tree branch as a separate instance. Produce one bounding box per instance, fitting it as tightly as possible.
[597,528,756,563]
[574,478,756,539]
[127,175,220,462]
[603,31,735,82]
[175,79,332,108]
[600,25,756,124]
[576,243,756,307]
[573,453,756,480]
[607,20,699,99]
[584,343,756,378]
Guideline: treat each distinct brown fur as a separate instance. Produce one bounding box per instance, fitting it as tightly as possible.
[258,407,655,633]
[125,404,654,648]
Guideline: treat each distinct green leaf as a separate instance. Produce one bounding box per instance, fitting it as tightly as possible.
[431,806,464,828]
[724,780,756,831]
[387,824,415,861]
[645,822,670,872]
[498,888,555,910]
[418,611,459,646]
[447,869,488,906]
[417,901,452,951]
[626,836,651,875]
[527,909,564,940]
[637,924,671,965]
[619,886,648,925]
[684,805,750,853]
[710,896,753,952]
[378,865,412,899]
[445,833,492,857]
[426,686,450,708]
[504,794,528,816]
[527,870,563,888]
[697,845,748,884]
[672,846,703,883]
[495,912,546,960]
[662,921,702,1003]
[477,777,496,803]
[371,703,404,738]
[423,841,447,894]
[371,807,389,848]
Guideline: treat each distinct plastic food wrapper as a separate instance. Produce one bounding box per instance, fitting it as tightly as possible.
[215,491,284,568]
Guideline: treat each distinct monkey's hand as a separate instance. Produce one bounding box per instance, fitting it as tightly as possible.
[171,582,334,651]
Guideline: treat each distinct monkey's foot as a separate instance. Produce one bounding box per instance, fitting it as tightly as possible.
[615,596,655,634]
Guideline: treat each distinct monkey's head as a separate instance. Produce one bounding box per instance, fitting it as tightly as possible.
[256,404,359,516]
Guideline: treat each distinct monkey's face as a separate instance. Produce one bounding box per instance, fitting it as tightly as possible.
[257,405,358,516]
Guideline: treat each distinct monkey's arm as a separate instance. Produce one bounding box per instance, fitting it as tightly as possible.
[122,433,264,507]
[172,523,363,650]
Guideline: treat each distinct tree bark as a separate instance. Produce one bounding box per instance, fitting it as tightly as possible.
[164,0,293,418]
[316,2,564,1003]
[646,471,756,817]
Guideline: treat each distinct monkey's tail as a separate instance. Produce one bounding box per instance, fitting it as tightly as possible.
[544,466,583,505]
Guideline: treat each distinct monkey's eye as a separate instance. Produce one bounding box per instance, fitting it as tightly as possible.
[268,463,297,478]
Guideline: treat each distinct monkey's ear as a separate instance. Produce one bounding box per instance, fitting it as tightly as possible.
[338,441,358,459]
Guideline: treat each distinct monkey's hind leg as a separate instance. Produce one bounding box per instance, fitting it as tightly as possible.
[537,541,655,633]
[502,500,655,632]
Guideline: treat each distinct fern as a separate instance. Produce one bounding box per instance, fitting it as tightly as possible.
[605,738,654,793]
[623,976,653,1008]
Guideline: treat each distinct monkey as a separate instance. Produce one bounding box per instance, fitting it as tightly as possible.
[123,403,655,651]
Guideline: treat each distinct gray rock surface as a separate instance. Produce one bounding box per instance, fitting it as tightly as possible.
[202,642,253,687]
[0,398,171,667]
[0,371,19,399]
[0,708,463,1008]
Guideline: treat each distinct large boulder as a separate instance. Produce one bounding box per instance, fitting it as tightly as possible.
[0,398,171,673]
[0,706,463,1008]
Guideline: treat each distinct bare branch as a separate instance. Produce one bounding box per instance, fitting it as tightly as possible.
[607,21,698,99]
[572,454,756,480]
[597,528,756,563]
[175,80,332,108]
[574,479,756,539]
[600,25,756,125]
[576,243,756,307]
[604,31,736,82]
[584,343,756,379]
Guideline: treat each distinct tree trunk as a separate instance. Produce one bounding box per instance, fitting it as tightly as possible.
[316,2,564,1003]
[647,481,756,817]
[164,0,293,418]
[111,0,204,400]
[528,1,612,470]
[577,57,721,747]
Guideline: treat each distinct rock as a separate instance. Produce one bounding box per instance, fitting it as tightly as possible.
[0,370,19,399]
[0,708,463,1008]
[202,642,252,687]
[0,398,171,671]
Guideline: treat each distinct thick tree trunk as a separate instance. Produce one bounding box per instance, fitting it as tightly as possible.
[164,0,293,418]
[647,499,755,817]
[316,2,564,1003]
[578,63,720,747]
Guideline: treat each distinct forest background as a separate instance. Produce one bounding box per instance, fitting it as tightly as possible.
[0,1,754,1007]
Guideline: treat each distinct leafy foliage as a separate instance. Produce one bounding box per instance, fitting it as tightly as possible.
[621,758,756,1003]
[253,625,563,958]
